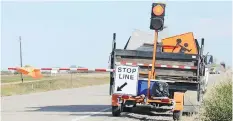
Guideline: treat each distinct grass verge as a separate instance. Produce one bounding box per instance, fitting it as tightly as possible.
[1,74,52,83]
[200,73,232,121]
[1,73,110,96]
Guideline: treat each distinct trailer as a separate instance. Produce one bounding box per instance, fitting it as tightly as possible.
[108,3,213,121]
[109,33,213,120]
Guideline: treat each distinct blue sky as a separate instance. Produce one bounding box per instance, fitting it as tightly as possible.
[1,1,232,70]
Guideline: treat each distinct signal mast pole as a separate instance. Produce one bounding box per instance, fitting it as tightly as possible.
[147,3,166,103]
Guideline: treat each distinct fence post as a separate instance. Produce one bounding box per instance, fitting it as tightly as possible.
[49,81,51,89]
[31,83,34,90]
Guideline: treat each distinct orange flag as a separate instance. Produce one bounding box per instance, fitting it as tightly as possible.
[16,67,43,78]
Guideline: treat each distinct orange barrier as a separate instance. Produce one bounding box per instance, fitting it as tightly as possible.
[15,67,43,78]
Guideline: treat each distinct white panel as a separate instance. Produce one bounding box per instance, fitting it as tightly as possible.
[125,29,171,50]
[113,65,139,96]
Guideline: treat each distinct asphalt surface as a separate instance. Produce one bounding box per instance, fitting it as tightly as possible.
[1,74,224,121]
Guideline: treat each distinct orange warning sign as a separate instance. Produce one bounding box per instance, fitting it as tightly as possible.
[161,32,198,55]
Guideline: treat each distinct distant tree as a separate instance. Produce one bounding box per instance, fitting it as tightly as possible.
[14,71,19,75]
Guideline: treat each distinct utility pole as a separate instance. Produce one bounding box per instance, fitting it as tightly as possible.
[19,36,24,83]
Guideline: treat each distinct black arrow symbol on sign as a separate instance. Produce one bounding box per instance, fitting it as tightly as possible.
[117,82,128,91]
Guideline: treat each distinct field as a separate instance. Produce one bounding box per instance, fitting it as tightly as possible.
[1,73,110,96]
[1,75,53,83]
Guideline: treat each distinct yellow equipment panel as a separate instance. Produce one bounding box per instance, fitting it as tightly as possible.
[161,32,198,55]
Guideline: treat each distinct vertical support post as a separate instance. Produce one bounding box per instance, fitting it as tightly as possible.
[147,31,158,102]
[147,71,151,104]
[110,33,116,95]
[19,36,24,83]
[151,31,158,79]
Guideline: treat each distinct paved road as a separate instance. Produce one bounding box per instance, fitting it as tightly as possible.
[1,74,224,121]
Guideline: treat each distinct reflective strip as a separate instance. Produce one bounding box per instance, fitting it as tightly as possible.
[106,69,114,72]
[59,68,70,70]
[116,61,197,69]
[125,63,133,65]
[52,68,59,70]
[137,63,144,66]
[172,65,179,68]
[8,68,17,70]
[8,68,114,72]
[41,68,52,70]
[70,68,77,71]
[183,66,191,69]
[77,68,89,71]
[160,65,167,68]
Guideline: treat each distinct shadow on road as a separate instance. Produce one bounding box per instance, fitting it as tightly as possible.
[25,105,111,112]
[26,105,172,121]
[125,108,172,121]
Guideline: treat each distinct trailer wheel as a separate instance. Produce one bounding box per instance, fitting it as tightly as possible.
[112,106,121,116]
[173,111,182,121]
[122,107,132,112]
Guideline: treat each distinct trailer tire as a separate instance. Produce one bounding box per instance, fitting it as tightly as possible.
[173,111,182,121]
[112,106,121,116]
[123,107,132,112]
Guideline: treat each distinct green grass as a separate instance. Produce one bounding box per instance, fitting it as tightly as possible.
[1,75,52,83]
[200,75,232,121]
[1,73,110,96]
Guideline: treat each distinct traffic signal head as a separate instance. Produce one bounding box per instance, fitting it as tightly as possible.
[150,3,166,31]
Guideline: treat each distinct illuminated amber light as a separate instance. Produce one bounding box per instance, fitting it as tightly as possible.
[153,5,164,16]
